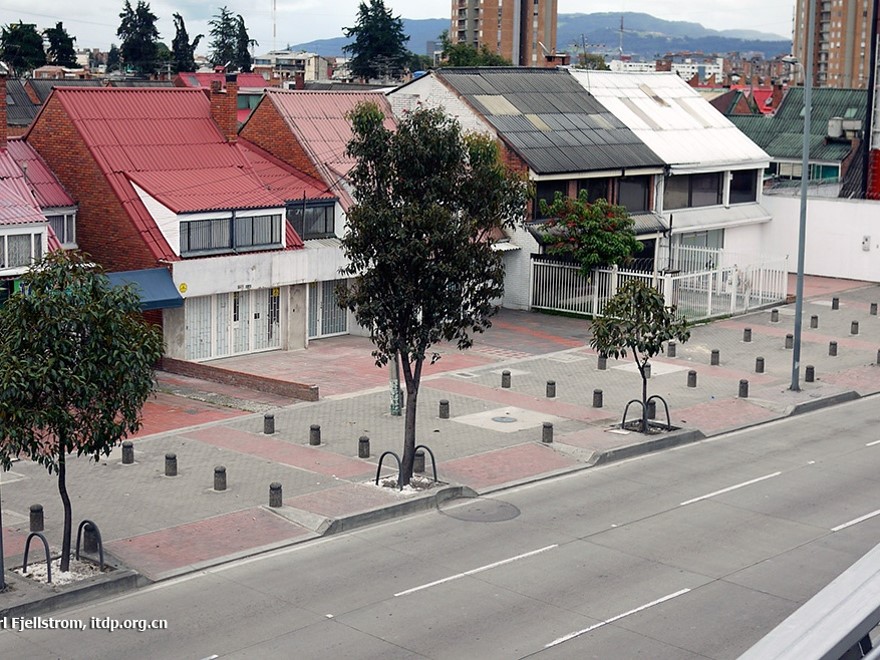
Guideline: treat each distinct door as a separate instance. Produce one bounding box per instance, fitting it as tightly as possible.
[308,279,347,339]
[184,288,283,360]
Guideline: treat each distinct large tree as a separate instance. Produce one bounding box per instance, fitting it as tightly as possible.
[171,13,202,73]
[439,31,511,67]
[339,103,529,485]
[343,0,410,81]
[234,14,256,73]
[44,22,77,68]
[208,6,236,68]
[107,44,121,72]
[0,251,164,572]
[0,22,46,76]
[117,0,160,74]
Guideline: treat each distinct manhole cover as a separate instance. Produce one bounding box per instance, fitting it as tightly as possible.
[491,416,517,423]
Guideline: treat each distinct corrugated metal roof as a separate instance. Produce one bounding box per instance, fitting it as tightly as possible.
[728,87,867,163]
[174,72,267,89]
[34,87,332,260]
[669,202,771,233]
[5,138,76,208]
[6,80,38,127]
[574,70,769,171]
[26,78,103,104]
[0,178,47,226]
[433,68,664,175]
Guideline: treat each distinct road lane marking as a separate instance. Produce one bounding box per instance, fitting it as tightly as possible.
[832,508,880,532]
[545,588,691,648]
[679,472,782,506]
[866,439,880,447]
[393,545,558,597]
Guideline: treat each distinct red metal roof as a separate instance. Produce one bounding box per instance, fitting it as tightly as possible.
[176,72,268,89]
[252,90,396,210]
[0,178,50,226]
[32,87,333,261]
[4,139,76,208]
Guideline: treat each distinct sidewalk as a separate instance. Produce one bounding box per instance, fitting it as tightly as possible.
[2,275,880,614]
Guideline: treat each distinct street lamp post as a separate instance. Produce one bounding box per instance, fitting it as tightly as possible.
[790,0,816,392]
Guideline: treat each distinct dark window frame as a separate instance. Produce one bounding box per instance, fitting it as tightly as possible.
[286,201,336,240]
[180,214,283,256]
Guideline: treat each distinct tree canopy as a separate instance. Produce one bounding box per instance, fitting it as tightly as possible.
[44,22,77,68]
[107,44,121,72]
[343,0,411,81]
[0,22,47,76]
[340,103,529,484]
[171,13,202,73]
[590,280,690,432]
[538,190,642,278]
[117,0,160,74]
[440,31,511,67]
[234,15,256,73]
[0,251,164,571]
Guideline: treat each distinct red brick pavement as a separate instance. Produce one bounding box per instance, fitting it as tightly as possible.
[718,319,880,351]
[183,427,373,479]
[105,508,310,579]
[133,393,248,439]
[671,397,781,436]
[819,364,880,394]
[285,482,407,519]
[1,527,28,559]
[440,443,578,490]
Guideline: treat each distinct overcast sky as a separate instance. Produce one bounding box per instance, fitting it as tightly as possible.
[0,0,793,55]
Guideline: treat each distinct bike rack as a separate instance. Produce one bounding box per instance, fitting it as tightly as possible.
[22,532,51,583]
[621,395,673,433]
[621,399,645,431]
[75,519,105,570]
[414,444,439,482]
[647,394,673,431]
[375,451,403,490]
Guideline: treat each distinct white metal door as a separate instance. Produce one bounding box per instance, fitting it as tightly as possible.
[308,279,347,339]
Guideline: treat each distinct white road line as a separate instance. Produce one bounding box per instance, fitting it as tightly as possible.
[866,439,880,447]
[679,472,782,506]
[545,588,691,648]
[832,508,880,532]
[393,545,558,597]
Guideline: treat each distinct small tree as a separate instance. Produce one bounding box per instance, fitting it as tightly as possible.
[0,22,46,76]
[117,0,160,74]
[440,31,512,67]
[590,280,690,433]
[44,22,77,68]
[538,190,641,278]
[340,102,529,485]
[171,13,202,73]
[343,0,410,81]
[0,251,164,571]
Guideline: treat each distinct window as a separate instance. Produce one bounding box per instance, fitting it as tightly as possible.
[617,175,650,212]
[287,201,335,239]
[533,181,568,219]
[0,231,43,269]
[578,178,610,203]
[663,173,722,209]
[47,212,76,246]
[234,214,282,248]
[730,170,758,204]
[180,214,282,255]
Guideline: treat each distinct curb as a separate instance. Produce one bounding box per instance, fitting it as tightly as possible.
[590,427,707,465]
[788,390,861,416]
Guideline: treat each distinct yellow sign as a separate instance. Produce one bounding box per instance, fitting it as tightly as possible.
[179,283,188,293]
[272,288,279,296]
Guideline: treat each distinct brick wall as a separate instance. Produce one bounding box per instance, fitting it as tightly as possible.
[240,99,322,180]
[159,356,319,401]
[26,96,158,272]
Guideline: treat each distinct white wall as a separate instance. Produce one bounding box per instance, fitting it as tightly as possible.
[501,227,541,310]
[388,76,494,136]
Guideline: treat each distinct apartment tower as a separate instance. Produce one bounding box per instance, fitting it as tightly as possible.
[450,0,558,67]
[793,0,875,88]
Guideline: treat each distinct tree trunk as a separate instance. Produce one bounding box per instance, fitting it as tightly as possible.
[57,440,72,572]
[637,356,649,434]
[399,354,423,486]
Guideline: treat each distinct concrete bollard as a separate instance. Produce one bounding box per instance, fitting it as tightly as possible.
[269,482,282,508]
[810,315,818,329]
[214,466,226,491]
[358,435,370,459]
[872,303,878,316]
[830,341,838,356]
[743,328,752,342]
[165,452,177,477]
[592,389,603,408]
[542,422,553,443]
[29,504,43,533]
[785,334,793,349]
[644,363,651,379]
[738,379,749,398]
[711,349,720,366]
[832,296,840,310]
[83,523,98,554]
[598,354,607,370]
[667,341,676,358]
[687,370,697,388]
[439,399,450,418]
[877,349,880,365]
[771,309,779,323]
[309,424,321,446]
[501,370,511,388]
[646,399,656,420]
[414,450,425,473]
[546,381,556,398]
[263,414,275,435]
[805,365,815,383]
[852,320,860,335]
[121,440,134,465]
[755,356,765,373]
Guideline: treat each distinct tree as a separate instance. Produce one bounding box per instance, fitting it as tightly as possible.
[171,13,202,73]
[107,44,121,72]
[343,0,410,81]
[590,280,690,433]
[44,22,77,68]
[117,0,160,74]
[538,191,642,278]
[340,103,529,485]
[208,6,236,68]
[0,22,46,76]
[575,53,609,70]
[439,31,512,67]
[0,251,164,572]
[234,14,256,73]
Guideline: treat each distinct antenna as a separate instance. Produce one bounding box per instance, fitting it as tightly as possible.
[619,16,624,56]
[272,0,277,52]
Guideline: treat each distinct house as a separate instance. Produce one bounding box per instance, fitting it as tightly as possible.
[6,80,38,137]
[174,72,271,124]
[387,67,667,309]
[23,75,350,361]
[251,50,331,86]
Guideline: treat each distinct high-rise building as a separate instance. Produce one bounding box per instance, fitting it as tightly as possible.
[793,0,875,88]
[450,0,558,67]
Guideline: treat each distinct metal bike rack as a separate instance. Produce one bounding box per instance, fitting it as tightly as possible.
[75,519,105,570]
[22,532,52,583]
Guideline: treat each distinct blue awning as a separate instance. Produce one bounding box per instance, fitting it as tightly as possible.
[106,268,184,311]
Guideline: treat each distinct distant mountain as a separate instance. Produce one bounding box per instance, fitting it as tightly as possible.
[289,13,791,61]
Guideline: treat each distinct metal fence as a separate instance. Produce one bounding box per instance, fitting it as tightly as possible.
[530,252,788,322]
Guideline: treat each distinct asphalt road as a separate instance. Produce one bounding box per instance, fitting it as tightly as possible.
[4,395,880,659]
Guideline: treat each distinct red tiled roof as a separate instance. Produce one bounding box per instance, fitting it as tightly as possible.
[253,90,396,210]
[5,138,76,208]
[34,87,333,261]
[0,178,50,226]
[176,72,268,89]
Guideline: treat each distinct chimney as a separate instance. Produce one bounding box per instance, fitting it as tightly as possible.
[294,71,305,90]
[0,70,7,150]
[209,75,238,143]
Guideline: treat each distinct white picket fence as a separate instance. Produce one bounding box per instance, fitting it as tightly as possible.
[530,249,788,322]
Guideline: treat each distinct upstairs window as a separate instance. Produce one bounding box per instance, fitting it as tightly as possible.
[47,212,76,247]
[617,175,651,212]
[578,177,610,203]
[533,180,568,219]
[729,170,758,204]
[0,231,43,269]
[664,173,723,209]
[287,201,336,240]
[180,214,282,256]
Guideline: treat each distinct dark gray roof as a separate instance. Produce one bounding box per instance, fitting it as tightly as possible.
[436,68,664,175]
[108,80,174,88]
[27,79,103,103]
[6,79,38,127]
